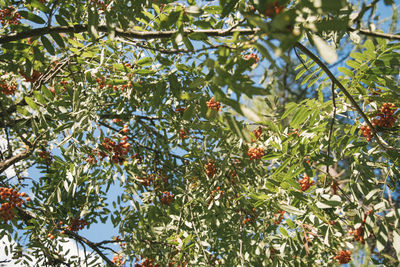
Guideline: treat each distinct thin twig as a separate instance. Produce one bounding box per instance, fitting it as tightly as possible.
[325,82,337,186]
[119,38,235,54]
[348,27,400,41]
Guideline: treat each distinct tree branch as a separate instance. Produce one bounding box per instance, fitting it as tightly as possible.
[294,42,398,152]
[348,27,400,41]
[0,25,258,44]
[0,133,43,175]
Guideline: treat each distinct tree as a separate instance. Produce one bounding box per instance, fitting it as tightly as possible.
[0,0,400,266]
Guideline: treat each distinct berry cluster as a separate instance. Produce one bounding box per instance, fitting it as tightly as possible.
[205,160,216,178]
[243,53,259,64]
[334,250,351,264]
[248,146,264,160]
[90,0,111,12]
[135,258,160,267]
[65,218,89,232]
[361,103,398,141]
[299,175,314,191]
[100,137,131,165]
[0,6,21,25]
[264,1,285,18]
[137,175,154,187]
[273,210,285,225]
[96,76,106,89]
[253,126,262,140]
[112,255,125,266]
[349,210,373,244]
[38,149,53,165]
[0,80,17,95]
[206,97,221,112]
[0,188,29,222]
[113,118,123,124]
[243,208,258,224]
[160,191,174,205]
[207,186,224,205]
[179,128,188,139]
[85,153,96,164]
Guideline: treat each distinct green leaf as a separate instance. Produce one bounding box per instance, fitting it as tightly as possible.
[136,57,153,66]
[25,96,39,111]
[278,204,305,215]
[41,36,55,55]
[88,7,99,39]
[19,11,46,24]
[364,39,375,51]
[338,67,354,77]
[33,91,46,105]
[55,14,69,26]
[50,33,65,48]
[393,229,400,260]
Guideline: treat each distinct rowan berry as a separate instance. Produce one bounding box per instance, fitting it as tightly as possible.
[205,160,216,178]
[248,146,264,160]
[179,128,188,139]
[206,97,221,112]
[0,80,17,95]
[334,250,351,264]
[0,188,27,222]
[66,218,89,232]
[299,175,314,191]
[264,1,284,18]
[160,191,174,205]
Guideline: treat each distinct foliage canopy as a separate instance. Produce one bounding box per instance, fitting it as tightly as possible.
[0,0,400,266]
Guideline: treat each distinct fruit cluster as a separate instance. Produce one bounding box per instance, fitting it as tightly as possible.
[96,76,106,89]
[243,208,258,224]
[299,175,314,191]
[243,53,259,64]
[160,191,174,205]
[0,188,29,222]
[206,97,221,112]
[334,250,351,264]
[273,210,285,225]
[253,126,262,140]
[248,146,264,160]
[0,80,17,95]
[90,0,111,12]
[0,6,21,25]
[205,160,216,178]
[361,103,398,141]
[38,149,53,165]
[137,175,154,187]
[208,186,224,205]
[135,258,160,267]
[112,255,125,266]
[100,137,131,165]
[264,1,285,18]
[179,128,188,139]
[65,218,89,232]
[349,210,372,244]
